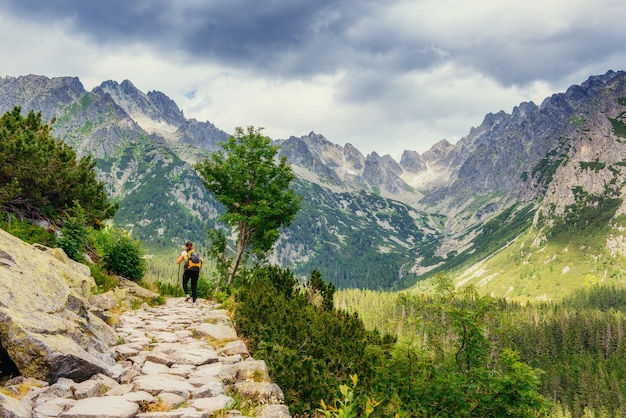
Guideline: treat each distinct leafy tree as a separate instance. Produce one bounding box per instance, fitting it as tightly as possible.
[194,126,301,284]
[0,106,117,225]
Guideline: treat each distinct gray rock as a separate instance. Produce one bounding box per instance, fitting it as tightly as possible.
[0,392,33,418]
[233,382,285,404]
[256,404,292,418]
[58,395,139,418]
[191,394,235,413]
[0,229,119,384]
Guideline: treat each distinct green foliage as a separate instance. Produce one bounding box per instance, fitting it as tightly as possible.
[233,265,377,416]
[0,212,56,246]
[579,161,606,172]
[608,97,626,140]
[306,269,336,311]
[319,375,380,418]
[339,283,626,417]
[0,106,117,225]
[57,203,89,262]
[233,267,549,417]
[89,263,120,294]
[101,229,146,281]
[531,140,571,189]
[206,228,232,286]
[152,279,184,298]
[369,275,550,417]
[194,126,301,284]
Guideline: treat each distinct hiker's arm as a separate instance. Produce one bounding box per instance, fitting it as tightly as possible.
[176,251,186,264]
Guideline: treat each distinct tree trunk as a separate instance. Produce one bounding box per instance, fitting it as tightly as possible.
[228,224,247,285]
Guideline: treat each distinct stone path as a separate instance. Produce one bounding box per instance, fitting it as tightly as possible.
[1,298,291,418]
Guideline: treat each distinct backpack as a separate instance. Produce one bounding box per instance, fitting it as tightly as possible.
[186,250,202,271]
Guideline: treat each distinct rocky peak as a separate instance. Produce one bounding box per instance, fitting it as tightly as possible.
[399,150,424,172]
[95,80,183,137]
[0,75,86,121]
[147,90,186,126]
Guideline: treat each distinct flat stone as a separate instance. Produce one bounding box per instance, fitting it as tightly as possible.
[33,397,76,417]
[136,407,207,417]
[151,343,218,366]
[194,323,237,342]
[59,395,139,418]
[157,391,187,408]
[190,380,224,398]
[0,392,36,418]
[191,394,235,413]
[141,360,172,375]
[104,383,135,396]
[132,374,194,397]
[121,390,156,403]
[218,340,249,357]
[73,373,119,399]
[167,364,196,377]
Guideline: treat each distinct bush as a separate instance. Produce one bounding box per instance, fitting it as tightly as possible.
[102,229,146,281]
[57,203,88,262]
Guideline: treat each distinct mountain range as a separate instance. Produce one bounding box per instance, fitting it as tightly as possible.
[2,70,626,300]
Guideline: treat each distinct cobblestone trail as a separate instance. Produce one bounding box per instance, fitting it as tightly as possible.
[2,298,291,418]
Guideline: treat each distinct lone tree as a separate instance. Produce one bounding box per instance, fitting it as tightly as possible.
[195,126,301,284]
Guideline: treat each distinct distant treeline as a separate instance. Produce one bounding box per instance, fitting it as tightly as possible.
[338,283,626,417]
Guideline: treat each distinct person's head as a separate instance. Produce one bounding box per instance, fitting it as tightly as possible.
[185,241,193,250]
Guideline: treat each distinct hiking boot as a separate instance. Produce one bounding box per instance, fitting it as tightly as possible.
[185,294,191,302]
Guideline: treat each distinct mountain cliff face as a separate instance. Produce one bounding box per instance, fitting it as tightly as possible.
[2,71,626,297]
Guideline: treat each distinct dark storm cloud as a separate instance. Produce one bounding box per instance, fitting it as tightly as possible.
[2,0,625,89]
[0,0,370,76]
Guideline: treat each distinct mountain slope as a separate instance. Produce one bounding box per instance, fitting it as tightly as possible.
[2,71,626,298]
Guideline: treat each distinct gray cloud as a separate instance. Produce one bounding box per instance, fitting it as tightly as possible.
[0,0,625,158]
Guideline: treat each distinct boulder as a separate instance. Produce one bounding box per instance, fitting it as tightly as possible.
[0,228,120,383]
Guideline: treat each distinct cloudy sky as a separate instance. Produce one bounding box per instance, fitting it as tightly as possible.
[0,1,624,160]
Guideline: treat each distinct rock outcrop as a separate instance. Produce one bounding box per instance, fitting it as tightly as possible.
[0,228,121,384]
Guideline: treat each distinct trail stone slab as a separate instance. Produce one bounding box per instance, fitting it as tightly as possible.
[73,373,119,399]
[33,397,76,417]
[132,374,193,396]
[151,342,218,366]
[194,323,238,342]
[58,395,139,418]
[136,407,208,418]
[218,340,249,356]
[0,392,33,418]
[157,391,186,408]
[121,390,155,403]
[191,394,235,413]
[141,360,172,375]
[104,382,135,396]
[191,380,224,398]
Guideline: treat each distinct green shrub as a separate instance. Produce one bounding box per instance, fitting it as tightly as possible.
[57,203,88,262]
[102,229,146,281]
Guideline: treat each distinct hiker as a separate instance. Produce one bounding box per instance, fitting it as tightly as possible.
[176,241,203,303]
